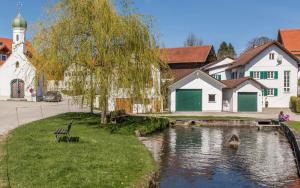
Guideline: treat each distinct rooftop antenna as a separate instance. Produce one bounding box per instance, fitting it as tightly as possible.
[17,1,23,15]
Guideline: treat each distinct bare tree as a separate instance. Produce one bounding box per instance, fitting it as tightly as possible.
[184,33,203,47]
[246,36,272,51]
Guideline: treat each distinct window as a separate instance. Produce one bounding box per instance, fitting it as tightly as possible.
[0,54,7,61]
[0,42,3,46]
[239,72,244,78]
[208,94,216,102]
[16,35,19,42]
[231,72,237,79]
[267,71,274,79]
[253,71,260,79]
[284,71,290,93]
[212,74,221,80]
[263,88,278,97]
[269,53,275,60]
[16,61,19,68]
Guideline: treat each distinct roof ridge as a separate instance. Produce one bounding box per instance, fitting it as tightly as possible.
[161,45,212,50]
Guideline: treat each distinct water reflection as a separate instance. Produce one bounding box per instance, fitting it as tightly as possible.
[142,126,298,188]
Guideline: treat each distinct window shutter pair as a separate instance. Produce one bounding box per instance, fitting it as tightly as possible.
[263,88,278,96]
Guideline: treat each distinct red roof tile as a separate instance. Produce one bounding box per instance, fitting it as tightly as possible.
[221,77,266,89]
[228,41,300,70]
[0,38,13,52]
[278,29,300,55]
[172,68,196,81]
[160,45,213,64]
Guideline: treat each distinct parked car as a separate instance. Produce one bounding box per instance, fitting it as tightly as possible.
[44,91,62,102]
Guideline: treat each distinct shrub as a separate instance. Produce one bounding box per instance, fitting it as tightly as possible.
[291,96,300,113]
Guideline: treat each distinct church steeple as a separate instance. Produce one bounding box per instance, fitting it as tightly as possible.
[12,12,27,54]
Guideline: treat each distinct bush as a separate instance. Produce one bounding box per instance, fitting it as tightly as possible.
[291,96,300,113]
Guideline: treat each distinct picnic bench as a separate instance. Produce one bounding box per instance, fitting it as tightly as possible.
[54,121,73,142]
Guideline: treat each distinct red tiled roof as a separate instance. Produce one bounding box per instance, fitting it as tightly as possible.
[278,29,300,55]
[160,45,213,64]
[0,61,5,65]
[228,41,300,70]
[172,68,196,81]
[0,38,13,52]
[221,77,266,89]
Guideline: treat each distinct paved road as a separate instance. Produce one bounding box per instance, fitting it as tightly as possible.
[0,99,88,136]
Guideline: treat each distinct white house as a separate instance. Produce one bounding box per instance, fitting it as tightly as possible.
[169,69,265,113]
[60,63,162,114]
[222,77,265,112]
[202,57,234,80]
[226,41,300,108]
[0,13,37,101]
[169,70,226,112]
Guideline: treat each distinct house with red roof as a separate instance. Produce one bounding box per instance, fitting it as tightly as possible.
[160,45,217,81]
[169,41,299,112]
[278,29,300,58]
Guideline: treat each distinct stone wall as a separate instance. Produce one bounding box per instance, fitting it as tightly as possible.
[280,123,300,176]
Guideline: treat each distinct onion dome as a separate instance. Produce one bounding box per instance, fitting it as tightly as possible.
[12,13,27,29]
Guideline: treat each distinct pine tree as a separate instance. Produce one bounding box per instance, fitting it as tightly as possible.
[228,43,236,57]
[217,41,228,59]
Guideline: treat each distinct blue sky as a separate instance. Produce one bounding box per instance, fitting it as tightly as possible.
[1,0,300,54]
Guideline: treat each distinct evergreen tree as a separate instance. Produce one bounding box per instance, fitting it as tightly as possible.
[228,43,236,57]
[217,41,236,59]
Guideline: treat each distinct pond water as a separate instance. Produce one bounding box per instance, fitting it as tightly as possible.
[141,126,299,188]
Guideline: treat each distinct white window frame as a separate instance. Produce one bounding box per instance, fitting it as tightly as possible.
[284,71,290,93]
[267,71,274,79]
[208,94,216,103]
[253,71,260,79]
[269,53,275,60]
[267,88,274,96]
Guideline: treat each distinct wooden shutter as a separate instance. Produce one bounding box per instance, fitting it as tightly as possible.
[274,88,278,96]
[250,71,254,78]
[274,71,278,79]
[263,89,268,96]
[260,72,264,79]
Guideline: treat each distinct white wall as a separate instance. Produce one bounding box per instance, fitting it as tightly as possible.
[170,71,224,112]
[244,45,298,108]
[207,58,234,80]
[231,81,263,112]
[0,53,36,101]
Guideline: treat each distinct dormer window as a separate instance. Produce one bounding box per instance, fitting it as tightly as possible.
[269,53,275,60]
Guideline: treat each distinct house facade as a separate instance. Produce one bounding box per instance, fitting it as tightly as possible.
[226,41,299,108]
[0,14,37,101]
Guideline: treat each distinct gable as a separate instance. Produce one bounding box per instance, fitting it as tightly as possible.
[245,44,299,70]
[169,70,226,91]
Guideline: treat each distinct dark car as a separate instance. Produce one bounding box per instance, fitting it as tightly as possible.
[44,91,62,102]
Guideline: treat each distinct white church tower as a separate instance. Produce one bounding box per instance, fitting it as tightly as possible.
[12,13,27,54]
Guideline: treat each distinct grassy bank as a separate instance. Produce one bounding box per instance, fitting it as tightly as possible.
[286,121,300,134]
[0,113,164,188]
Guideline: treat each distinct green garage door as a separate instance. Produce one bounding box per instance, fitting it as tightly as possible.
[238,92,257,112]
[176,89,202,111]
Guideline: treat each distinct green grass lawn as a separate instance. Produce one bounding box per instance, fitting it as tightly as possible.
[0,113,160,188]
[286,121,300,134]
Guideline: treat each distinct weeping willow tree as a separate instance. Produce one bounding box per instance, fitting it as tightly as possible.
[31,0,167,123]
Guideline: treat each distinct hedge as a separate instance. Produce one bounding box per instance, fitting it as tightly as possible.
[291,96,300,113]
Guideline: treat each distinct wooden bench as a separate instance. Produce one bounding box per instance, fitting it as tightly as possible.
[54,121,73,142]
[110,110,129,124]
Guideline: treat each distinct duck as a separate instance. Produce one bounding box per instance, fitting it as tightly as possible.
[228,134,240,149]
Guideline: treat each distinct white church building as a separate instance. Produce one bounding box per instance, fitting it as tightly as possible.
[0,13,37,101]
